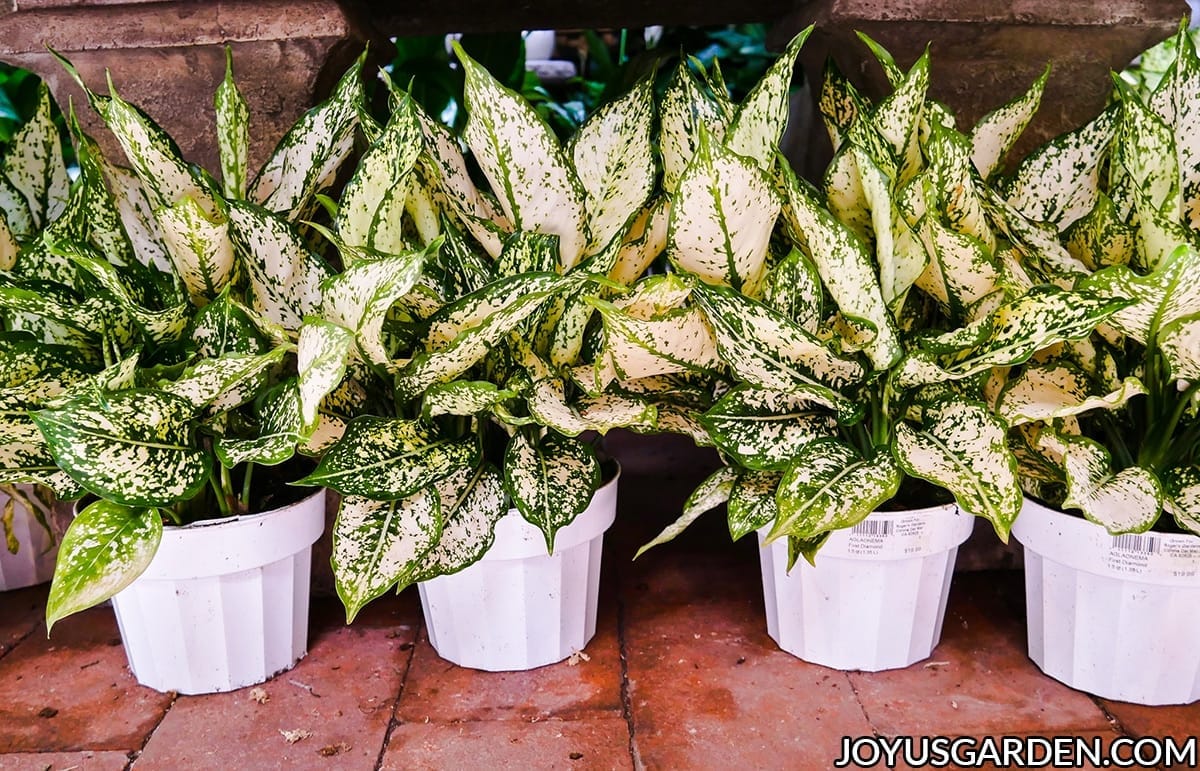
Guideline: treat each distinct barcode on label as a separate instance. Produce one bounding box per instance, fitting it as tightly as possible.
[853,520,893,537]
[1112,533,1161,555]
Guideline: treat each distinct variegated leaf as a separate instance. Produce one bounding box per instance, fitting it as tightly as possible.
[504,431,600,552]
[1152,24,1200,229]
[424,272,573,350]
[997,362,1146,425]
[1159,313,1200,379]
[2,84,69,227]
[423,380,517,418]
[190,289,269,357]
[915,212,1002,320]
[1162,465,1200,534]
[969,66,1048,180]
[332,490,441,622]
[871,48,929,180]
[660,61,729,194]
[761,247,822,332]
[728,469,782,541]
[818,59,866,150]
[609,198,670,287]
[1060,435,1164,533]
[64,247,189,343]
[215,47,249,199]
[296,320,354,433]
[0,175,34,240]
[99,160,174,276]
[407,463,507,584]
[1116,82,1181,220]
[692,282,865,393]
[214,380,303,467]
[0,207,19,268]
[320,248,426,369]
[494,230,560,278]
[1064,193,1137,270]
[455,42,589,269]
[161,348,287,412]
[569,77,655,251]
[297,416,478,500]
[893,399,1022,539]
[0,419,83,497]
[700,385,836,471]
[226,199,331,331]
[156,196,234,303]
[768,439,901,543]
[32,390,208,508]
[46,502,161,632]
[525,374,657,437]
[783,162,901,369]
[251,53,363,219]
[668,131,781,295]
[588,297,720,382]
[635,466,737,558]
[1078,244,1200,345]
[724,28,810,169]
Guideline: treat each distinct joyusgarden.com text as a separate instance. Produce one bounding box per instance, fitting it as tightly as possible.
[834,735,1197,768]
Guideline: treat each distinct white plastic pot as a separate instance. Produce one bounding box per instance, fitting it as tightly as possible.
[0,486,59,591]
[418,471,619,672]
[1013,498,1200,705]
[758,502,974,671]
[110,490,325,694]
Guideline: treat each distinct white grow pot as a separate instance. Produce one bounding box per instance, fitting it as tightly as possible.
[758,502,974,671]
[110,490,325,694]
[0,486,59,591]
[1013,498,1200,705]
[418,471,619,671]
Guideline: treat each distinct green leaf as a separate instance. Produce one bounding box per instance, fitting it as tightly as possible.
[331,490,441,623]
[635,466,737,558]
[970,66,1049,180]
[296,319,355,433]
[723,28,810,169]
[63,247,189,344]
[215,47,249,199]
[32,390,209,508]
[668,130,781,295]
[1162,465,1200,534]
[997,363,1146,425]
[1060,434,1164,533]
[297,416,478,500]
[503,431,600,553]
[190,289,269,357]
[214,380,304,467]
[455,42,590,269]
[46,502,161,632]
[727,469,781,541]
[660,61,729,194]
[251,52,363,220]
[423,380,517,418]
[768,439,901,543]
[893,398,1022,540]
[569,77,655,251]
[407,463,507,584]
[699,385,837,471]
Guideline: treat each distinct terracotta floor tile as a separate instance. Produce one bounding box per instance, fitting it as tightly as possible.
[0,585,47,660]
[396,598,622,723]
[0,750,131,770]
[132,593,419,771]
[0,606,173,753]
[380,718,632,771]
[849,573,1111,736]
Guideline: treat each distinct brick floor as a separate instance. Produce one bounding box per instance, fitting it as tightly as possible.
[0,438,1195,769]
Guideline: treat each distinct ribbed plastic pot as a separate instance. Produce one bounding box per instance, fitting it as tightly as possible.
[1013,498,1200,705]
[109,490,326,694]
[418,470,619,672]
[758,502,974,671]
[0,486,59,591]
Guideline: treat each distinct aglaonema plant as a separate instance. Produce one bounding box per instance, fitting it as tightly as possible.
[8,52,359,629]
[991,21,1200,535]
[617,35,1130,567]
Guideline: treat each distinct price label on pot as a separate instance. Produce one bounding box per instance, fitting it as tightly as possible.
[827,506,973,560]
[1104,533,1200,579]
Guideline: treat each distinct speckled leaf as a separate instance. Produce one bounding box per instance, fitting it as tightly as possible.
[416,109,505,258]
[0,283,105,335]
[504,431,600,553]
[570,77,655,251]
[297,416,477,500]
[1078,245,1200,345]
[668,131,781,294]
[783,162,901,369]
[700,385,836,471]
[2,84,69,227]
[46,501,161,632]
[660,62,729,193]
[321,248,426,369]
[251,53,362,219]
[761,247,822,331]
[1003,107,1116,230]
[214,380,303,467]
[1151,25,1200,229]
[1162,466,1200,534]
[1060,435,1163,533]
[724,28,810,168]
[407,463,507,584]
[99,161,173,275]
[424,272,572,350]
[1064,193,1137,270]
[1117,82,1181,218]
[609,198,669,287]
[871,48,928,178]
[455,43,589,269]
[915,213,1002,320]
[1159,313,1200,379]
[970,66,1048,180]
[156,196,234,303]
[768,439,901,543]
[728,470,782,541]
[332,490,441,622]
[215,48,249,199]
[162,348,287,412]
[818,59,866,150]
[997,362,1146,425]
[635,466,736,558]
[32,390,208,508]
[423,381,517,417]
[894,398,1022,539]
[692,282,865,394]
[190,289,268,357]
[296,320,354,433]
[65,248,189,343]
[0,419,82,497]
[525,374,657,437]
[588,297,719,382]
[494,230,560,278]
[0,175,34,240]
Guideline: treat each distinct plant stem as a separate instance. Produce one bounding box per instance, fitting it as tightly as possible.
[208,473,231,518]
[1101,412,1135,470]
[161,506,184,526]
[241,462,255,510]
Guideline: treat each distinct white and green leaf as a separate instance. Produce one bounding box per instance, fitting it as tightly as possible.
[724,28,810,169]
[407,463,507,584]
[503,430,600,553]
[1060,434,1164,533]
[635,466,737,558]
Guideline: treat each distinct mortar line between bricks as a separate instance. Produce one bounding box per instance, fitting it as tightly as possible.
[373,614,423,771]
[844,674,881,738]
[0,620,41,666]
[616,585,640,771]
[122,690,179,771]
[1088,695,1132,738]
